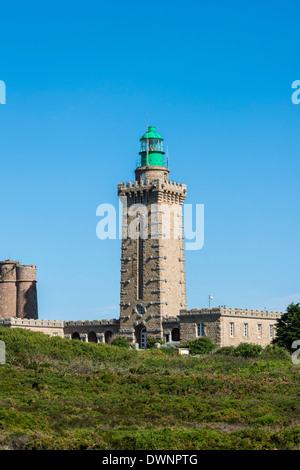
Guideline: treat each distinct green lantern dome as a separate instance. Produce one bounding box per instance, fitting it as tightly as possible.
[139,126,165,167]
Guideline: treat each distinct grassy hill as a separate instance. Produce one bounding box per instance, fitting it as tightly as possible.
[0,326,299,450]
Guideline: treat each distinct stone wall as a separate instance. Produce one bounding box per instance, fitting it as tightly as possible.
[219,308,281,347]
[0,318,64,337]
[0,261,17,318]
[63,319,120,343]
[177,309,222,344]
[0,260,38,319]
[178,307,281,347]
[16,264,38,319]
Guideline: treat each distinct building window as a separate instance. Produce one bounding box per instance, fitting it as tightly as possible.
[53,332,58,337]
[137,305,145,315]
[230,322,234,337]
[244,323,248,338]
[197,322,204,337]
[172,328,180,342]
[257,324,262,338]
[269,324,274,339]
[137,222,144,299]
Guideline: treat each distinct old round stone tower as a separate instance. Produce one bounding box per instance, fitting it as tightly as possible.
[118,126,187,348]
[0,260,38,319]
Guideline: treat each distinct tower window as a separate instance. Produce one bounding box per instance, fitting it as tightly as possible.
[197,322,204,337]
[230,322,234,337]
[137,237,144,299]
[137,305,145,315]
[244,323,248,338]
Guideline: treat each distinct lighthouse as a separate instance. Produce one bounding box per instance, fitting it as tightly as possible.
[118,126,187,348]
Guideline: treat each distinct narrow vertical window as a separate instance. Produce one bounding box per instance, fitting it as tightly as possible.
[230,322,234,337]
[257,324,262,338]
[269,324,274,339]
[197,322,204,337]
[137,236,143,300]
[244,323,248,338]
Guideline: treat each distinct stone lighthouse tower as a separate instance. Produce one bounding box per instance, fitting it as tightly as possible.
[118,126,187,348]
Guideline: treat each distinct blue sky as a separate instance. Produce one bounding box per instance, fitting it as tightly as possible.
[0,0,299,321]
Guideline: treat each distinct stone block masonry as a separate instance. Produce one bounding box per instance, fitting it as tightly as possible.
[118,163,187,348]
[0,260,38,319]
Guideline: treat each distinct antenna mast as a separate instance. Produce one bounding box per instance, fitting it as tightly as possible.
[146,113,149,166]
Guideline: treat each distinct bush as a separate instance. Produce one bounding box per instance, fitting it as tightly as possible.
[111,336,131,348]
[163,341,179,349]
[146,337,165,349]
[261,344,290,360]
[233,343,263,358]
[214,344,289,359]
[182,337,216,355]
[159,346,178,355]
[0,327,136,362]
[215,346,236,356]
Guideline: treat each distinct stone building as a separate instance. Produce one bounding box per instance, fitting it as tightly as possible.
[0,260,38,319]
[0,126,283,349]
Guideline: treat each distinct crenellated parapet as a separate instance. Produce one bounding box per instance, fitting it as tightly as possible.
[65,319,119,326]
[179,307,282,319]
[0,317,64,336]
[118,177,187,205]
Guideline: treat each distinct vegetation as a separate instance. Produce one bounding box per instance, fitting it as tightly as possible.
[215,343,289,359]
[111,336,131,348]
[146,337,165,349]
[273,303,300,352]
[0,327,299,450]
[182,337,216,355]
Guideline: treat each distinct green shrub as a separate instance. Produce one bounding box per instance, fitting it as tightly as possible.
[261,344,290,360]
[111,336,130,348]
[182,337,216,355]
[215,344,289,359]
[159,346,178,355]
[234,343,263,358]
[0,326,136,363]
[215,346,236,356]
[163,341,179,349]
[146,337,165,349]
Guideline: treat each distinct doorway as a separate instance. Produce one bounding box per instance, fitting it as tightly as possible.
[139,327,147,349]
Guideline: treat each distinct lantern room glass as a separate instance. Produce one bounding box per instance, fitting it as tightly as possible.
[141,138,163,153]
